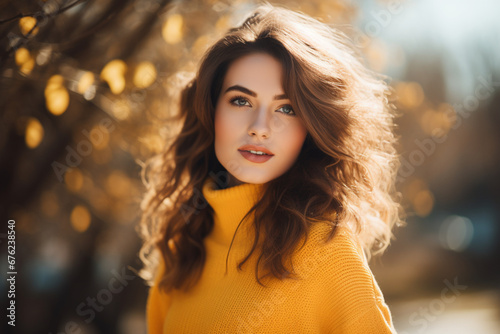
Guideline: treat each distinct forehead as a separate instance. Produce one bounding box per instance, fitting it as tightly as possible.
[222,52,284,89]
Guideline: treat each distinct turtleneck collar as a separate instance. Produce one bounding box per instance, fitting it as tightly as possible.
[202,176,265,247]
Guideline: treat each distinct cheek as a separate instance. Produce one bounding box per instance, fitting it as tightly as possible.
[214,107,238,152]
[214,107,227,139]
[282,123,308,157]
[215,106,245,140]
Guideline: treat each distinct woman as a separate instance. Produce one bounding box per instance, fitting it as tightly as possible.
[138,2,404,333]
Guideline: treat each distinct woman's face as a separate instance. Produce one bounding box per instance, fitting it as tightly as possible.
[214,52,308,187]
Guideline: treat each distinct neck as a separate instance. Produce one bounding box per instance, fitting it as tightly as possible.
[202,176,265,248]
[218,174,245,189]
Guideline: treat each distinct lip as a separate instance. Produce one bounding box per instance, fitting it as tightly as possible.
[238,145,274,155]
[238,145,274,163]
[239,150,274,163]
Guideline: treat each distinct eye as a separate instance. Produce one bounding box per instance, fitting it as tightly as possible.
[277,104,296,116]
[229,96,251,107]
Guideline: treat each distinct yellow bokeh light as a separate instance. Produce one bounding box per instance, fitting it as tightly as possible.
[396,81,425,109]
[105,171,131,198]
[70,205,91,233]
[112,99,131,120]
[138,130,165,155]
[47,74,64,87]
[20,59,35,75]
[15,48,35,75]
[134,61,157,89]
[64,168,84,192]
[146,134,164,154]
[110,77,125,95]
[404,178,427,200]
[19,17,39,36]
[215,15,230,32]
[191,35,210,57]
[413,190,434,217]
[45,86,70,115]
[25,117,44,148]
[435,103,455,137]
[162,14,184,44]
[15,48,30,65]
[366,40,388,72]
[77,71,95,94]
[420,107,453,137]
[45,75,69,115]
[90,124,110,150]
[100,59,127,94]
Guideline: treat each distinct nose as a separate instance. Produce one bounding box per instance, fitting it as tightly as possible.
[248,106,271,139]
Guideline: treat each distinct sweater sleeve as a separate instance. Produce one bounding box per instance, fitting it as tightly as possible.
[146,261,170,334]
[316,227,397,333]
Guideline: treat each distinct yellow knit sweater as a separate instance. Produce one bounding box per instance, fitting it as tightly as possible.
[146,177,397,333]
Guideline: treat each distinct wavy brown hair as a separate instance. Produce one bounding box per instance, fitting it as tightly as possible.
[137,2,405,293]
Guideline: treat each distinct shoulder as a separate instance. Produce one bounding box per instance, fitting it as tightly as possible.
[286,222,368,284]
[298,222,366,265]
[290,221,384,307]
[147,260,171,314]
[293,222,396,332]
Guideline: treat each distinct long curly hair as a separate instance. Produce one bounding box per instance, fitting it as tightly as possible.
[136,2,405,293]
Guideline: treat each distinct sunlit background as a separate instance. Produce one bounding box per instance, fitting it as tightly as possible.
[1,0,499,333]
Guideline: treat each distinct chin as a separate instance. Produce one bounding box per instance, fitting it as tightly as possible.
[236,173,273,185]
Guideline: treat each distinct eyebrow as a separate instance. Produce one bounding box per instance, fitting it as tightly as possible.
[224,85,288,100]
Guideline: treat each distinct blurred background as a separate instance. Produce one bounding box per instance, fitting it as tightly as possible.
[0,0,499,333]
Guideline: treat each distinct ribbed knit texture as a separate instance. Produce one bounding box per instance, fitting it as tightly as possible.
[146,177,397,333]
